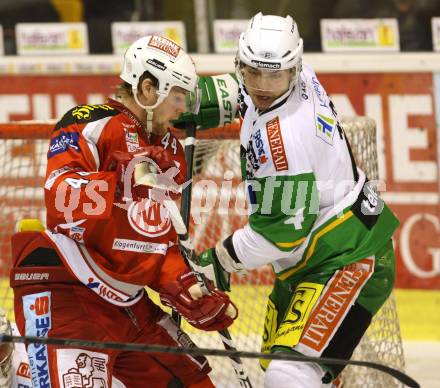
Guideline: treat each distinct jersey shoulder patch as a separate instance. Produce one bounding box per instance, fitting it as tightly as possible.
[301,65,343,146]
[55,104,119,130]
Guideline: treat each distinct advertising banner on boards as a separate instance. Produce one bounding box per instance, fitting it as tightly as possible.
[0,68,439,289]
[15,23,89,55]
[111,21,187,54]
[321,18,400,52]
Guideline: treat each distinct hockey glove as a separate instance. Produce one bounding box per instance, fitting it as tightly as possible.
[159,272,238,331]
[196,248,231,292]
[108,146,185,201]
[194,238,248,292]
[173,74,239,130]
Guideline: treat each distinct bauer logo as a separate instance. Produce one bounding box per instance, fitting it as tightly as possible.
[15,272,50,281]
[23,291,52,388]
[148,35,181,58]
[251,60,281,69]
[48,131,80,158]
[266,117,288,171]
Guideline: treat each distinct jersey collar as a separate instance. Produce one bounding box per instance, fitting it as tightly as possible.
[255,83,295,117]
[107,98,148,138]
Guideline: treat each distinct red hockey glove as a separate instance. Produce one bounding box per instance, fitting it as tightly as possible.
[159,272,238,331]
[108,146,186,201]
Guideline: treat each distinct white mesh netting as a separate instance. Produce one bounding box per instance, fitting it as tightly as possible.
[0,117,405,387]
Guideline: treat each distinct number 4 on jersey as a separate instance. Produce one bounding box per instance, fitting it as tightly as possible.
[284,208,305,230]
[161,132,177,154]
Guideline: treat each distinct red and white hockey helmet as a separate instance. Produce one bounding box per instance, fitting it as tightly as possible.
[120,35,200,115]
[236,13,303,92]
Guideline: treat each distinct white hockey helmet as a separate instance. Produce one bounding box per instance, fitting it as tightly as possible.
[120,35,200,119]
[236,13,303,91]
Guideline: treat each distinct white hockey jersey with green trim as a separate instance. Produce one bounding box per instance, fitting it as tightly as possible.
[231,63,399,282]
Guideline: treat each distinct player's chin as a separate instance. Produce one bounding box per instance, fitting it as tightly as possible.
[251,95,275,110]
[153,123,170,136]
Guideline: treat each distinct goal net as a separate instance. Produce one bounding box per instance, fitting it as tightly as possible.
[0,117,405,387]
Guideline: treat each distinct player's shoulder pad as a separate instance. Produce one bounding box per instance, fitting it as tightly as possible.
[54,104,119,130]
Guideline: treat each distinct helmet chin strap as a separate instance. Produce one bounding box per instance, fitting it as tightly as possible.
[132,87,164,134]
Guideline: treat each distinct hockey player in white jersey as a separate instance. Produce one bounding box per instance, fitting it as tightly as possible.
[176,12,399,388]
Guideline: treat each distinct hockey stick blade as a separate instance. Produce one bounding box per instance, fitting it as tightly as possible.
[0,334,419,388]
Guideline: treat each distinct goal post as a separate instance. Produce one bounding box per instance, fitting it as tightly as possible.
[0,118,405,387]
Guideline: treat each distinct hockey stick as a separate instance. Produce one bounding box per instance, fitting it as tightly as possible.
[171,122,197,326]
[164,198,253,388]
[0,334,419,388]
[168,122,253,387]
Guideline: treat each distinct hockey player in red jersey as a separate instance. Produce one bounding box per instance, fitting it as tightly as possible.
[10,35,237,388]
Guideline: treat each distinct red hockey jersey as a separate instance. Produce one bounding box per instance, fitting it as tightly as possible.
[43,99,189,306]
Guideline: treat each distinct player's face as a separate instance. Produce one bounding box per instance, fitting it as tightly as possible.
[153,87,190,135]
[239,65,292,110]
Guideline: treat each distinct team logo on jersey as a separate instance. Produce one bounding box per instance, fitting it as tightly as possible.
[148,36,181,58]
[48,131,80,158]
[266,117,288,171]
[22,292,52,388]
[299,79,310,102]
[124,128,140,152]
[253,129,268,164]
[351,182,384,229]
[127,199,172,237]
[311,76,328,108]
[245,129,268,178]
[71,104,114,120]
[55,349,109,388]
[16,362,31,379]
[85,277,125,303]
[69,225,85,242]
[316,113,335,145]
